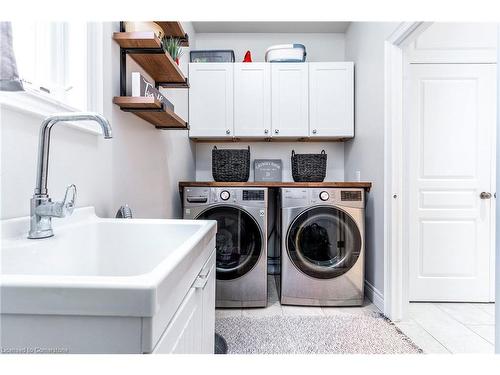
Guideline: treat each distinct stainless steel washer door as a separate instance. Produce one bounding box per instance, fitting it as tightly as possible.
[196,206,263,281]
[286,206,362,279]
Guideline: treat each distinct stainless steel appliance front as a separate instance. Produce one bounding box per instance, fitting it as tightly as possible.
[183,187,268,308]
[280,188,365,306]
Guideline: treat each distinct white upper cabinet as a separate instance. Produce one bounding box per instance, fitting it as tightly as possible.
[234,63,271,138]
[271,63,309,138]
[189,63,234,138]
[188,62,354,140]
[309,62,354,138]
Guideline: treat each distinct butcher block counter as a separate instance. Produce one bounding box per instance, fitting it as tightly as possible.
[178,181,372,193]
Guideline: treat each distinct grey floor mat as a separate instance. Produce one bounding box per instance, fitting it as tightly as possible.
[216,312,423,354]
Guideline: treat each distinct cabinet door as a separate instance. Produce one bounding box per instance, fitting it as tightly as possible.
[309,62,354,138]
[152,287,203,354]
[189,63,234,138]
[271,63,309,138]
[234,63,271,137]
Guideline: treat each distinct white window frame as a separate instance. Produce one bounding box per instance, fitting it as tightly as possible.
[0,22,104,135]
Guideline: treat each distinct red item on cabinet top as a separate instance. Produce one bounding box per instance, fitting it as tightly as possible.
[243,51,252,62]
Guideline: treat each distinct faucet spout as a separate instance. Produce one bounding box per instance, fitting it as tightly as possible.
[34,112,113,196]
[29,112,113,239]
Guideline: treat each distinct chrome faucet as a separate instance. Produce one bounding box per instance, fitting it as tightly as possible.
[28,112,113,239]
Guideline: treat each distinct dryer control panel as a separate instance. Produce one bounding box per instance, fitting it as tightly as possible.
[281,188,364,209]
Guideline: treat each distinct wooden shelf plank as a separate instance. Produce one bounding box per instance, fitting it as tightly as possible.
[112,32,187,85]
[113,32,161,48]
[178,181,372,193]
[113,97,188,129]
[113,96,162,108]
[129,50,186,84]
[155,21,186,39]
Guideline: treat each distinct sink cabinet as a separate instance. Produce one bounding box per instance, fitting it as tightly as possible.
[0,208,217,354]
[152,250,216,354]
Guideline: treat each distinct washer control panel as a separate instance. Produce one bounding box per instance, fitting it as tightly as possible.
[220,190,230,201]
[319,191,330,201]
[243,189,265,201]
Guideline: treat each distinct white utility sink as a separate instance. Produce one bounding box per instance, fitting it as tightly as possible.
[0,207,217,353]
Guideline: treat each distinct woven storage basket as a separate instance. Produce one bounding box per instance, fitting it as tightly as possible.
[291,150,327,182]
[212,146,250,182]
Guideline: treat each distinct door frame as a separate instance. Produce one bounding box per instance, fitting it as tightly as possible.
[384,22,498,321]
[383,22,432,321]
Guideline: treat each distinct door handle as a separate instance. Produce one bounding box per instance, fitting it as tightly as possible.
[480,192,492,199]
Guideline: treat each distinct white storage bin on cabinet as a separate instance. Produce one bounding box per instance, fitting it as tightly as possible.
[189,63,234,138]
[309,62,354,138]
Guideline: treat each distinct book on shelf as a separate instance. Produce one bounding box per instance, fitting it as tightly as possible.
[130,72,174,111]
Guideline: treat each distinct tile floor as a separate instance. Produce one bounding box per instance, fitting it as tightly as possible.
[216,276,379,321]
[396,302,495,354]
[216,276,496,354]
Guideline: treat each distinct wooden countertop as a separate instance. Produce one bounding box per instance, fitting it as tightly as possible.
[179,181,372,193]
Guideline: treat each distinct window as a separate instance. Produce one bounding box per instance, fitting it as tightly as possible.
[11,21,92,111]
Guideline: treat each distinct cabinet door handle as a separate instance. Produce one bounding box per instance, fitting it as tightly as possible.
[225,129,231,135]
[312,129,317,134]
[274,129,279,134]
[480,192,492,199]
[264,129,269,134]
[193,274,208,289]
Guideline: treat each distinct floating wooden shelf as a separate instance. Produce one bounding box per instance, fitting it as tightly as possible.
[154,21,189,46]
[113,97,188,129]
[113,31,162,48]
[128,50,187,84]
[113,32,188,87]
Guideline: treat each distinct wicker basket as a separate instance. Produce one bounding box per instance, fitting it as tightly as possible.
[291,150,327,182]
[212,146,250,182]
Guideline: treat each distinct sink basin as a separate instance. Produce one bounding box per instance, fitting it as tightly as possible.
[1,207,217,317]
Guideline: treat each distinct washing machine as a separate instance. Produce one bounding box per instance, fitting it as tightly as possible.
[280,187,365,306]
[183,187,268,308]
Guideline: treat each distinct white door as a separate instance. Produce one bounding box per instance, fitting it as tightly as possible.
[234,63,271,137]
[407,63,496,302]
[309,62,354,138]
[189,63,234,138]
[271,63,309,138]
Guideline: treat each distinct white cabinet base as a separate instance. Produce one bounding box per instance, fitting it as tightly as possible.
[0,249,217,354]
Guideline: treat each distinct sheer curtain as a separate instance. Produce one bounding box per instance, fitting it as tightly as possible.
[0,22,24,91]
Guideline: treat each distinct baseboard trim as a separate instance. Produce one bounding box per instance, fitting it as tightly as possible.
[364,281,384,313]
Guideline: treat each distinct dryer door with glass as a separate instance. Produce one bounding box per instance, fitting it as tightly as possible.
[196,206,263,280]
[286,206,362,279]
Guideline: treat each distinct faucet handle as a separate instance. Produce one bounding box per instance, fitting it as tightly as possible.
[61,184,77,216]
[35,184,77,218]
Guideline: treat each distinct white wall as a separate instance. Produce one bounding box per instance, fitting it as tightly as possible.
[344,22,399,296]
[0,22,196,221]
[195,33,345,62]
[0,103,113,219]
[195,142,344,182]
